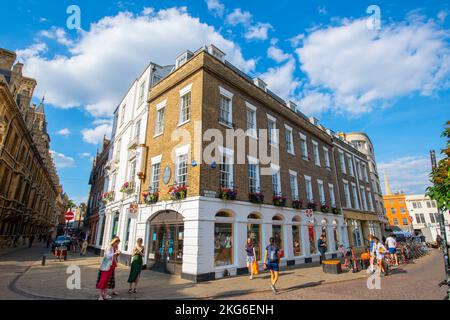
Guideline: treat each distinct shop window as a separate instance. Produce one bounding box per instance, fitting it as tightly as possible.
[247,223,261,260]
[272,224,283,250]
[214,223,233,267]
[308,223,317,254]
[292,225,301,256]
[333,226,339,251]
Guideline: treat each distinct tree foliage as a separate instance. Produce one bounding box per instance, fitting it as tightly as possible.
[426,121,450,211]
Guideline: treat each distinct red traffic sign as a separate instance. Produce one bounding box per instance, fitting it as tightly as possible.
[65,211,75,221]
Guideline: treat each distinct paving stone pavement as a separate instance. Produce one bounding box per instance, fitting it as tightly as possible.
[12,250,371,300]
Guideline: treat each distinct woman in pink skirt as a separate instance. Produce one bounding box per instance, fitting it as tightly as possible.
[97,237,121,300]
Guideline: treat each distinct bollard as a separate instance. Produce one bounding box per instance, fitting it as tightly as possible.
[42,255,46,266]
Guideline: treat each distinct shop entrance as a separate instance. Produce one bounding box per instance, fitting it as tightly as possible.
[147,210,184,274]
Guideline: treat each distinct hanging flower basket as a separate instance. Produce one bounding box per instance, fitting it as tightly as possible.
[273,195,287,207]
[143,191,159,204]
[219,188,237,200]
[120,182,134,194]
[168,184,187,200]
[102,191,115,204]
[249,192,264,204]
[307,200,317,211]
[321,203,330,213]
[292,199,303,209]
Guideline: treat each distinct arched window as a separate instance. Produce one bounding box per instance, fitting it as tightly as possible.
[215,211,233,218]
[214,211,234,267]
[247,213,262,220]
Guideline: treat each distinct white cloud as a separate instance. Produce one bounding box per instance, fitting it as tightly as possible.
[296,17,450,115]
[56,128,71,137]
[50,150,76,168]
[378,155,433,195]
[267,46,291,63]
[81,123,112,145]
[18,8,256,117]
[244,23,272,40]
[288,33,304,47]
[297,91,332,116]
[437,10,448,22]
[205,0,225,18]
[39,27,73,46]
[79,152,91,159]
[142,7,154,16]
[318,6,328,15]
[259,58,300,98]
[225,8,252,26]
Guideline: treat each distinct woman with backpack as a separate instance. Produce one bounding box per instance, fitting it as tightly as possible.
[264,237,280,294]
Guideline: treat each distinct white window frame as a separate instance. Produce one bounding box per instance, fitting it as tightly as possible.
[328,183,336,207]
[362,162,369,182]
[284,124,294,155]
[247,156,260,193]
[299,133,308,160]
[246,102,257,138]
[154,101,165,136]
[347,154,354,176]
[317,179,325,204]
[312,140,320,166]
[219,86,233,128]
[178,84,192,126]
[271,164,281,195]
[289,170,299,200]
[267,114,278,147]
[323,147,330,169]
[218,146,234,189]
[343,180,351,208]
[305,175,313,201]
[138,81,146,106]
[351,182,359,210]
[360,186,368,211]
[339,150,346,174]
[150,155,162,192]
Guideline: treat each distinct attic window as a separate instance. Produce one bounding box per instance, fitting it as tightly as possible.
[253,78,267,91]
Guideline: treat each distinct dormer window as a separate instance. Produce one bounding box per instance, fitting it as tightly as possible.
[175,51,193,69]
[207,44,226,62]
[253,78,267,91]
[286,100,297,111]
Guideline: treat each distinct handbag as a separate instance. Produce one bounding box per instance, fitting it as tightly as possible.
[252,261,259,275]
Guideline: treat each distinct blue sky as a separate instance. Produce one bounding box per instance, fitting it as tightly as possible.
[1,0,449,204]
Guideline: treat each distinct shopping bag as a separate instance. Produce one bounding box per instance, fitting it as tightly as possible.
[252,261,259,275]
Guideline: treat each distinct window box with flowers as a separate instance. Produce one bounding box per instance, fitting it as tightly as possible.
[332,206,339,214]
[249,192,264,204]
[143,191,159,204]
[273,195,287,207]
[321,203,330,213]
[219,188,237,200]
[120,181,134,194]
[307,200,318,211]
[292,199,303,209]
[168,184,187,200]
[102,191,115,204]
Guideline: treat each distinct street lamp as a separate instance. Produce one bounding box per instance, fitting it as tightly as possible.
[430,150,450,299]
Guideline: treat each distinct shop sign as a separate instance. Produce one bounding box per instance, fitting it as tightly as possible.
[203,190,217,198]
[129,203,138,216]
[305,209,313,218]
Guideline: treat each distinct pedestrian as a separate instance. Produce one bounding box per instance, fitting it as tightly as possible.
[263,237,280,294]
[436,234,443,247]
[28,234,35,248]
[372,237,388,276]
[127,238,144,294]
[96,237,121,300]
[80,236,88,256]
[318,234,327,264]
[368,234,376,273]
[245,238,256,280]
[385,233,399,266]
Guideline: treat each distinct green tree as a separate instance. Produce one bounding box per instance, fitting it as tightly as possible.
[67,199,76,210]
[426,121,450,211]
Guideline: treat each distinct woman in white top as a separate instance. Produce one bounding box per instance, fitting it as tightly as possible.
[371,237,388,276]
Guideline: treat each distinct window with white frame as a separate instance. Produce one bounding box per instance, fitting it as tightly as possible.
[367,189,374,212]
[339,150,346,173]
[351,183,359,209]
[138,81,146,105]
[272,166,281,195]
[219,148,234,189]
[305,176,313,201]
[150,160,161,192]
[154,100,166,135]
[120,104,126,125]
[267,115,278,146]
[219,87,233,127]
[347,154,354,176]
[317,179,325,204]
[300,133,308,159]
[312,141,320,166]
[343,180,351,207]
[289,170,299,200]
[360,186,368,211]
[285,125,294,154]
[361,162,368,182]
[129,160,136,181]
[323,147,330,169]
[175,151,188,186]
[179,84,192,124]
[356,159,362,180]
[246,103,257,137]
[134,119,141,140]
[328,183,336,207]
[248,157,260,193]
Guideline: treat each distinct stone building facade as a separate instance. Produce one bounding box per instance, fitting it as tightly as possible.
[0,48,61,247]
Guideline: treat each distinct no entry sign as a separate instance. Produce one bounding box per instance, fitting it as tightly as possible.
[65,211,75,221]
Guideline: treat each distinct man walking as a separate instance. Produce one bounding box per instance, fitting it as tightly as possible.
[385,233,399,267]
[264,237,280,294]
[318,234,327,264]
